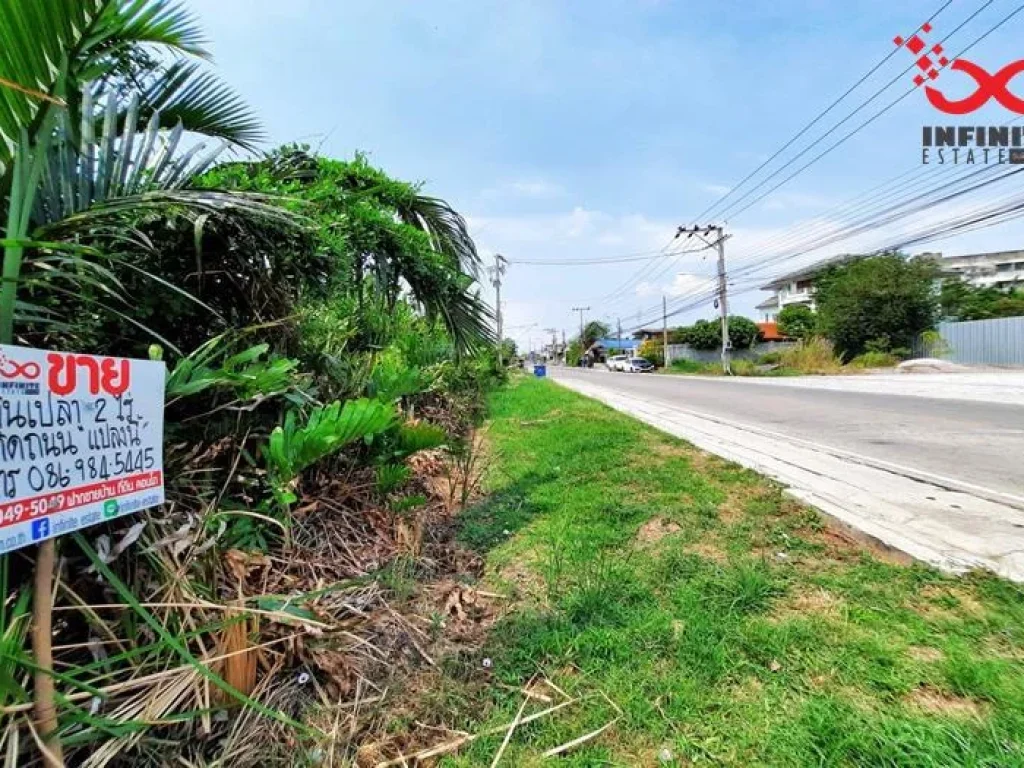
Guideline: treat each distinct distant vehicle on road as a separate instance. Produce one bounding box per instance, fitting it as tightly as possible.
[606,355,629,371]
[624,357,655,373]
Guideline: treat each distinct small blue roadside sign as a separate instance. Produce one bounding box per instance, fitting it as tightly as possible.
[534,364,546,377]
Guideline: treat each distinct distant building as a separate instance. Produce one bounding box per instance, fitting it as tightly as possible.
[941,250,1024,290]
[756,254,864,320]
[587,337,636,362]
[753,249,1023,321]
[632,328,664,342]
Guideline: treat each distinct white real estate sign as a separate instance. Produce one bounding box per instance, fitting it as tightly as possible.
[0,344,165,554]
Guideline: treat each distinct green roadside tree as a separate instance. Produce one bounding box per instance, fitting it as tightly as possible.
[815,254,938,358]
[727,316,762,349]
[500,338,518,361]
[580,320,611,350]
[677,316,760,350]
[777,304,817,339]
[941,280,1024,320]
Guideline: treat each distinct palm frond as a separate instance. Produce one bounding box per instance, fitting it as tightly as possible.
[129,60,262,150]
[398,195,482,278]
[0,0,213,173]
[34,89,235,225]
[37,189,304,239]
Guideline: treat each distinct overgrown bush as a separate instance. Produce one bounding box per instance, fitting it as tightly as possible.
[779,337,844,374]
[847,351,900,369]
[731,359,759,376]
[815,254,938,358]
[675,316,761,350]
[0,8,501,760]
[638,339,665,367]
[670,358,720,374]
[777,305,817,339]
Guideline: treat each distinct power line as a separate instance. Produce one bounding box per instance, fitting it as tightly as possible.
[715,0,1002,223]
[692,0,955,224]
[597,1,970,309]
[507,249,683,266]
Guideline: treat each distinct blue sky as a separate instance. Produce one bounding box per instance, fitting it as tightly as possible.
[191,0,1024,351]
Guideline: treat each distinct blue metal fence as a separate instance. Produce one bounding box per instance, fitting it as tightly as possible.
[914,317,1024,366]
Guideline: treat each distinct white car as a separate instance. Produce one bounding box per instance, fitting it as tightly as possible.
[624,357,655,373]
[606,355,628,371]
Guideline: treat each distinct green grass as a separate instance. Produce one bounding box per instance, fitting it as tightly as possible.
[404,378,1024,766]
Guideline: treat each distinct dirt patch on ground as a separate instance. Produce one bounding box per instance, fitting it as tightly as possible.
[716,482,781,525]
[797,519,910,568]
[636,517,683,545]
[914,585,988,622]
[905,685,989,719]
[495,556,548,603]
[643,436,698,459]
[907,645,944,663]
[684,540,729,563]
[772,587,845,621]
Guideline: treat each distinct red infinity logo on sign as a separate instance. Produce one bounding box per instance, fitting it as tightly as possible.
[926,59,1024,115]
[896,22,1024,115]
[0,359,41,380]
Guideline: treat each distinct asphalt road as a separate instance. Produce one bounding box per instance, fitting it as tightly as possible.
[550,367,1024,499]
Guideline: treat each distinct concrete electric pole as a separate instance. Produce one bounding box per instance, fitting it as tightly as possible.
[678,225,731,374]
[489,254,507,365]
[714,232,731,375]
[662,295,669,367]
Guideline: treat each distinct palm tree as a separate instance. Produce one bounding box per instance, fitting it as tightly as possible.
[0,7,278,760]
[0,0,284,344]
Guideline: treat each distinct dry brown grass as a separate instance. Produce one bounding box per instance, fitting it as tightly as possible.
[905,685,990,719]
[635,517,682,545]
[914,585,989,622]
[907,646,945,663]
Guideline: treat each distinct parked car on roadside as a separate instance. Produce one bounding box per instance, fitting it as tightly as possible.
[606,354,628,371]
[624,357,655,373]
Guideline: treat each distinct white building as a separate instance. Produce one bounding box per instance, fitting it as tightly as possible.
[755,254,863,321]
[754,250,1020,321]
[941,250,1024,290]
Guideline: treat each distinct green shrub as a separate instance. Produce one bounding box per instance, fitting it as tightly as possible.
[670,358,719,374]
[847,351,899,369]
[731,359,759,376]
[779,337,843,374]
[847,352,897,370]
[757,351,783,365]
[777,304,817,340]
[638,339,664,367]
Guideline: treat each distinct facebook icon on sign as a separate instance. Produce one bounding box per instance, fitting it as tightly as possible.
[31,518,51,541]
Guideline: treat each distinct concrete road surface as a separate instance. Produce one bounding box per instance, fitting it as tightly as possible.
[549,367,1024,581]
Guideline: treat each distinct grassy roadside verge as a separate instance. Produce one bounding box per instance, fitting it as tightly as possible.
[388,377,1024,766]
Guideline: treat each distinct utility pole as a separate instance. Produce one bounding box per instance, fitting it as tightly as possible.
[714,232,731,375]
[561,329,566,364]
[678,224,731,374]
[544,327,558,363]
[617,318,622,349]
[571,306,590,365]
[489,254,507,365]
[662,295,669,367]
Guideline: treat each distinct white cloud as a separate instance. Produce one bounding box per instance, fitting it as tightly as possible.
[635,272,712,299]
[481,178,566,200]
[667,272,715,298]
